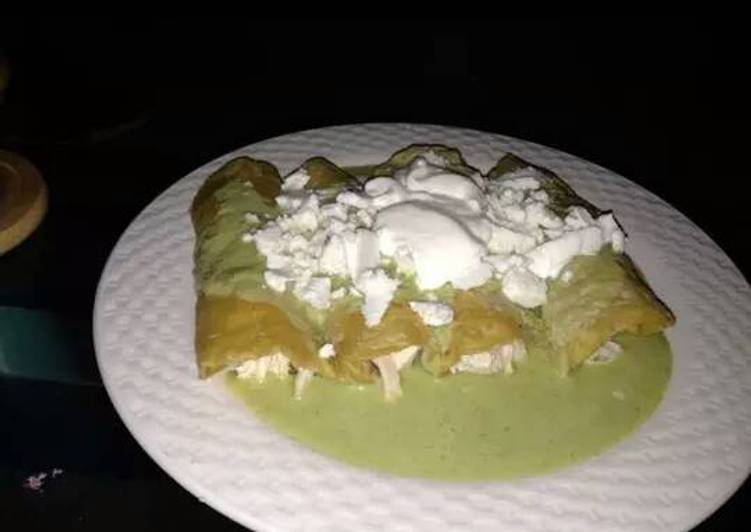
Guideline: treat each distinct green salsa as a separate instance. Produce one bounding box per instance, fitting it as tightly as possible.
[228,333,671,481]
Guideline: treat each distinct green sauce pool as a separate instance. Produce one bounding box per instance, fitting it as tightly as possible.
[227,333,671,481]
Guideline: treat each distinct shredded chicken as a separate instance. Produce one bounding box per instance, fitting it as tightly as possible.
[294,368,314,399]
[235,352,291,381]
[585,341,622,365]
[450,340,527,375]
[372,345,420,401]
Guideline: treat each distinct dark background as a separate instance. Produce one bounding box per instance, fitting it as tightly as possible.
[0,16,747,531]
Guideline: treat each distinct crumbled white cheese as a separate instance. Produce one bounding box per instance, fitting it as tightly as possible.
[409,301,454,326]
[500,204,526,224]
[486,224,538,255]
[275,193,305,212]
[264,270,292,293]
[342,229,380,279]
[293,276,331,310]
[252,225,284,256]
[319,235,348,277]
[236,353,290,381]
[264,252,293,270]
[278,194,319,233]
[355,209,374,228]
[321,202,348,221]
[499,176,541,190]
[526,226,604,279]
[492,186,525,207]
[244,213,261,224]
[524,201,563,229]
[501,268,548,308]
[248,155,627,323]
[318,343,336,359]
[354,269,399,326]
[287,234,309,253]
[484,253,527,276]
[326,218,358,236]
[282,168,310,191]
[241,232,253,243]
[565,207,594,229]
[531,190,549,202]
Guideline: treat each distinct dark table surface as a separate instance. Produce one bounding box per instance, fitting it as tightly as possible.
[1,17,748,531]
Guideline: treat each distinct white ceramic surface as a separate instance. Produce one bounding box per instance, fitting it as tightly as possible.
[94,124,751,532]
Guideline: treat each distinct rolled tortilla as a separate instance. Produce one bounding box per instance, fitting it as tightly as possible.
[488,153,675,372]
[420,288,523,376]
[191,156,343,379]
[544,249,674,372]
[324,301,430,383]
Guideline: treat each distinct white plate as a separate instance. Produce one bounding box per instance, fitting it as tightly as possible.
[94,124,751,532]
